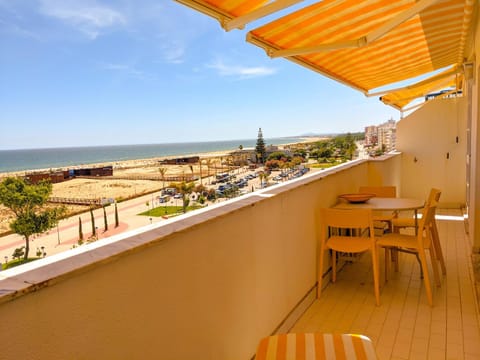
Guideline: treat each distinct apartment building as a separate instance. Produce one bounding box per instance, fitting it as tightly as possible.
[365,119,397,152]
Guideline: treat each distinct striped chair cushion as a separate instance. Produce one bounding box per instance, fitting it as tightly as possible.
[255,333,377,360]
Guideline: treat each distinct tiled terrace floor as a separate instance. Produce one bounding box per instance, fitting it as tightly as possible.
[291,209,480,359]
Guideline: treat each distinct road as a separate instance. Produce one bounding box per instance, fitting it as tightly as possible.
[0,165,308,266]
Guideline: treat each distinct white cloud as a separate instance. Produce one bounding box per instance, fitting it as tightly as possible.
[39,0,126,39]
[207,59,277,79]
[158,38,186,64]
[101,62,147,79]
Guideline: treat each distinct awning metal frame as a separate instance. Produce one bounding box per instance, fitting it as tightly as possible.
[223,0,303,31]
[174,0,304,31]
[268,0,441,59]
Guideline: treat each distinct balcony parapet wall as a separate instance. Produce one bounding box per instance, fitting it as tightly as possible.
[0,155,401,360]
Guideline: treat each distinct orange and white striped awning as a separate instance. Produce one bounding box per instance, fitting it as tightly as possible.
[379,66,464,110]
[255,333,378,360]
[176,0,476,104]
[174,0,304,31]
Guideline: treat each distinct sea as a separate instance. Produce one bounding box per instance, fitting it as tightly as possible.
[0,137,309,174]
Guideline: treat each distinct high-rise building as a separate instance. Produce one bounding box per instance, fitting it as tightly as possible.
[365,119,396,152]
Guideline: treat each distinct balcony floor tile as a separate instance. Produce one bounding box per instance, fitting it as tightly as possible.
[291,209,480,359]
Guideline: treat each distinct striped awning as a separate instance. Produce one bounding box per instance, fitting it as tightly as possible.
[176,0,476,104]
[174,0,304,31]
[379,66,463,110]
[255,333,378,360]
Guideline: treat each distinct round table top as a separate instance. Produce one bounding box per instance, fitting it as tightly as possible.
[335,197,425,211]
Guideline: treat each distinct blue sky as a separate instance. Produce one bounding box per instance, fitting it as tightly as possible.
[0,0,398,150]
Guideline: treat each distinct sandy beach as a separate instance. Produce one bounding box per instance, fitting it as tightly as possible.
[0,138,324,234]
[0,150,230,234]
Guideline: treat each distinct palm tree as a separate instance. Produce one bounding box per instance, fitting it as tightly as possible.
[175,182,195,213]
[205,159,212,184]
[103,205,108,231]
[159,167,167,190]
[79,217,84,242]
[114,202,119,228]
[189,164,194,182]
[198,159,203,186]
[259,172,269,188]
[90,207,96,237]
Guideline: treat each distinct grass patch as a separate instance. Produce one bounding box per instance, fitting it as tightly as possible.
[310,162,340,169]
[139,205,203,217]
[2,257,41,270]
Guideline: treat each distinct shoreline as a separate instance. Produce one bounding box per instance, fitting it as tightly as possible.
[0,137,325,234]
[0,137,324,179]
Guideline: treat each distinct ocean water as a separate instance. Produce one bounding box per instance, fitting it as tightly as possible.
[0,137,306,173]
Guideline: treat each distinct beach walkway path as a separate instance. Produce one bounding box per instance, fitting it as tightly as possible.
[0,190,170,264]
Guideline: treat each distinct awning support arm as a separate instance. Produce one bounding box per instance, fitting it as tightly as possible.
[269,0,441,58]
[223,0,304,31]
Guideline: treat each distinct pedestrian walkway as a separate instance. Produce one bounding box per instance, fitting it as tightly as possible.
[0,191,167,263]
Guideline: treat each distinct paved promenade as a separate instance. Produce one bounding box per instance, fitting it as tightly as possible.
[0,190,174,264]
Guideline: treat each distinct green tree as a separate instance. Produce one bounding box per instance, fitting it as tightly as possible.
[293,148,307,159]
[79,217,84,242]
[267,151,291,161]
[103,205,108,231]
[114,202,119,228]
[205,159,213,184]
[159,167,167,190]
[189,164,194,180]
[0,177,65,260]
[255,128,266,164]
[198,160,203,186]
[174,182,195,213]
[90,207,96,237]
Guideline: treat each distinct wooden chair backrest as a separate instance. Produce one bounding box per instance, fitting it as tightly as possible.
[417,198,438,247]
[320,208,375,244]
[427,188,441,205]
[359,186,396,198]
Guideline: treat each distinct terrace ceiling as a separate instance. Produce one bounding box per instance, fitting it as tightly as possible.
[175,0,476,111]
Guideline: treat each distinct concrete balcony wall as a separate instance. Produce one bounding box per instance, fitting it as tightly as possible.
[366,153,402,193]
[0,157,401,360]
[467,12,480,250]
[396,97,467,207]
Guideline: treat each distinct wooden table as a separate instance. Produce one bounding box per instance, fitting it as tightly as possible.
[335,196,426,277]
[334,197,424,212]
[334,197,424,232]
